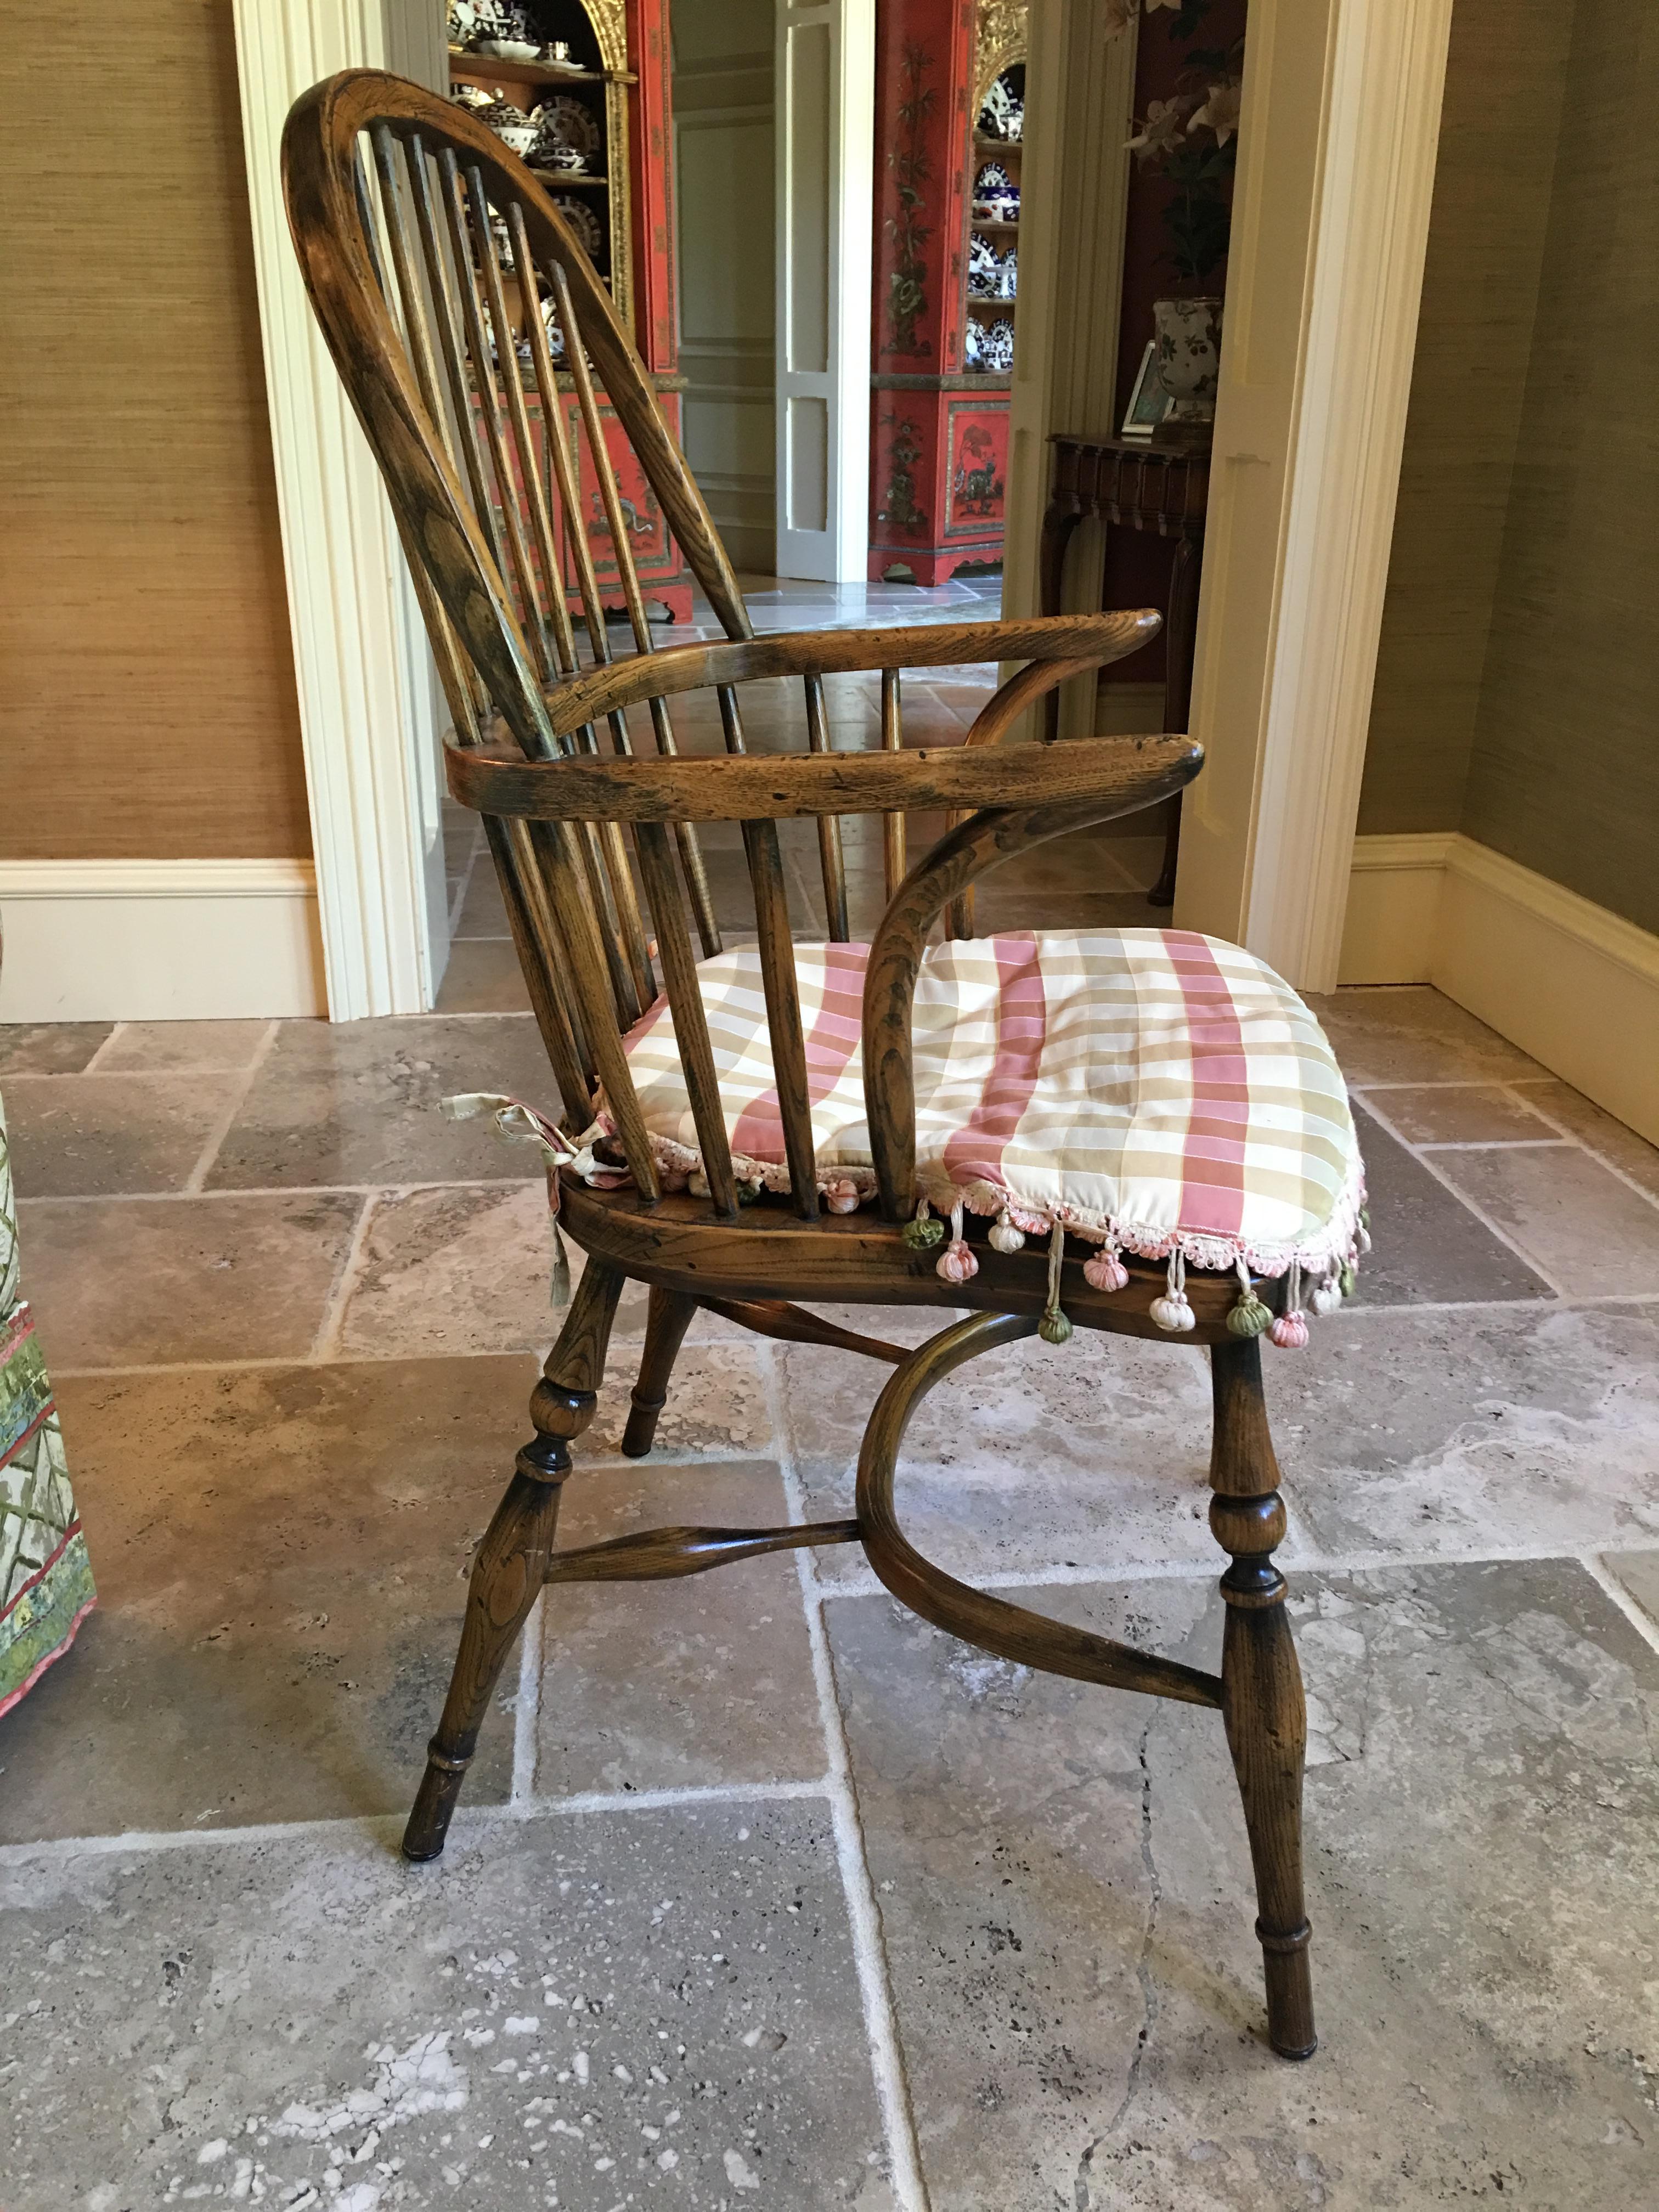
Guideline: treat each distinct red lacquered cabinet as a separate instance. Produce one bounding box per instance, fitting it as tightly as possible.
[868,0,1028,585]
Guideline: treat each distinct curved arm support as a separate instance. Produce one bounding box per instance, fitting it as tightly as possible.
[862,737,1204,1221]
[529,611,1161,743]
[857,1314,1223,1707]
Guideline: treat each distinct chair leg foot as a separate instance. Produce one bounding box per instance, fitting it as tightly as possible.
[402,1261,624,1863]
[1209,1338,1317,2059]
[622,1287,698,1458]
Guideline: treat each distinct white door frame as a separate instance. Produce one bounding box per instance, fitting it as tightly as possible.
[232,1,450,1020]
[1173,0,1454,992]
[774,0,874,582]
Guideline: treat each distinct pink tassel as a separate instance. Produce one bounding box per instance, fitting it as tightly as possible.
[1270,1259,1308,1348]
[822,1178,861,1214]
[936,1239,978,1284]
[936,1201,979,1284]
[1083,1249,1129,1293]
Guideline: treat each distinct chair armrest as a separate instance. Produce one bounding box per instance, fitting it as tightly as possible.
[523,610,1161,751]
[446,731,1198,823]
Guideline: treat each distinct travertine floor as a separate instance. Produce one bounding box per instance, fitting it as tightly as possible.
[4,612,1659,2209]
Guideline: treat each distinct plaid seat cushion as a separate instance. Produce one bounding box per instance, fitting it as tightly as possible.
[615,928,1365,1284]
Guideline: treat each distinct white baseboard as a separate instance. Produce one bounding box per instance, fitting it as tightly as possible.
[0,860,326,1022]
[1345,832,1659,1146]
[1341,831,1453,984]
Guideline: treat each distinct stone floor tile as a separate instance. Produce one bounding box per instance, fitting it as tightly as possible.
[535,1459,826,1795]
[207,1015,552,1188]
[1,1071,242,1197]
[18,1191,363,1368]
[826,1557,1659,2211]
[587,1341,777,1463]
[338,1182,562,1361]
[779,1331,1216,1584]
[1430,1141,1659,1296]
[1346,1103,1553,1304]
[1510,1076,1659,1200]
[90,1019,275,1072]
[1268,1301,1659,1561]
[0,1803,886,2209]
[433,936,535,1013]
[336,1187,743,1361]
[0,1021,113,1074]
[453,865,510,940]
[1357,1081,1560,1144]
[0,1356,539,1842]
[1306,985,1545,1084]
[972,889,1165,935]
[1599,1548,1659,1628]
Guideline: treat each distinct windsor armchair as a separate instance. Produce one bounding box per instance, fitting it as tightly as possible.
[284,71,1369,2064]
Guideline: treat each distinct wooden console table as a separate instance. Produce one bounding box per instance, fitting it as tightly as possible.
[1039,433,1210,905]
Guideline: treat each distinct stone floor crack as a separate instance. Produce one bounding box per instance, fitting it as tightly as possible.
[1075,1714,1163,2209]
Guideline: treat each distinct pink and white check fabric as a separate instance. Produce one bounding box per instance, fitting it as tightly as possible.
[614,928,1365,1279]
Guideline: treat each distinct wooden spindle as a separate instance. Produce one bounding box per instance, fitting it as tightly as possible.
[529,819,660,1198]
[881,667,907,901]
[438,154,552,678]
[743,819,820,1221]
[540,256,720,956]
[803,673,850,940]
[522,259,657,1011]
[484,816,591,1123]
[634,822,740,1218]
[400,133,512,597]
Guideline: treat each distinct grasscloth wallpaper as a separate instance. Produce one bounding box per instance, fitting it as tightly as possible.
[0,0,309,862]
[1363,0,1657,936]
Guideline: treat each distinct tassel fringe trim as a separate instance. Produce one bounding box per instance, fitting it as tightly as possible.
[443,1093,1369,1346]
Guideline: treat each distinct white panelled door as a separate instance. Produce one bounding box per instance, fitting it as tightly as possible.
[774,0,874,581]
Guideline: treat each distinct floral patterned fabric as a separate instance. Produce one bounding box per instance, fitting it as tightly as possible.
[0,1092,95,1719]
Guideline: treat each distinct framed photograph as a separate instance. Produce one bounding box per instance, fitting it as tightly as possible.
[1120,340,1172,439]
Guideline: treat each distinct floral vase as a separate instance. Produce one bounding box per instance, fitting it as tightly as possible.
[1152,296,1223,446]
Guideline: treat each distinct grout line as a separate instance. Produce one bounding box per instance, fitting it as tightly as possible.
[510,1590,546,1807]
[811,1536,1659,1603]
[1355,1088,1569,1297]
[1414,1139,1571,1153]
[307,1193,379,1362]
[21,1176,543,1206]
[76,1023,126,1074]
[0,1779,836,1873]
[180,1020,280,1195]
[760,1344,932,2212]
[448,819,485,936]
[1573,1551,1659,1658]
[1499,1083,1659,1213]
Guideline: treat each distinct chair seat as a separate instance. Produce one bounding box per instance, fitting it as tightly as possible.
[614,928,1365,1285]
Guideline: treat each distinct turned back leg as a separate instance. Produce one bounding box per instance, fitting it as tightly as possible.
[403,1260,624,1861]
[623,1286,699,1458]
[1208,1336,1316,2059]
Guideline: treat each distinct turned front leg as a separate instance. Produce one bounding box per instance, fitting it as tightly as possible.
[1209,1336,1316,2059]
[403,1261,624,1861]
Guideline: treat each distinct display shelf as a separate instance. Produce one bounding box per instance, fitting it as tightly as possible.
[447,54,637,89]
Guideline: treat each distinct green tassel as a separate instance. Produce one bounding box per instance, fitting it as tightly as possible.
[1339,1260,1358,1296]
[1227,1291,1272,1338]
[901,1215,945,1250]
[1039,1306,1073,1346]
